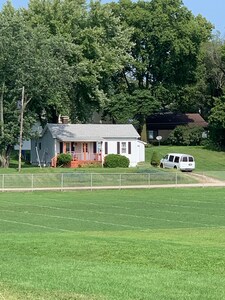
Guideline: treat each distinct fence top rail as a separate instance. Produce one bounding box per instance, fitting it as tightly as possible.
[2,171,225,177]
[0,172,171,176]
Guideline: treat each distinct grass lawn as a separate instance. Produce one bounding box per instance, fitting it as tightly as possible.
[1,188,225,299]
[5,145,225,175]
[145,145,225,171]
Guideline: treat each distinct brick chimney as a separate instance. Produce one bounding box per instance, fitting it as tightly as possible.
[58,115,70,124]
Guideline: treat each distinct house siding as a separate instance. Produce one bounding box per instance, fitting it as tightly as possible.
[102,139,144,167]
[31,128,55,166]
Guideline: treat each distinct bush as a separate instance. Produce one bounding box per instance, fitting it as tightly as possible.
[167,125,204,146]
[57,153,72,167]
[103,154,130,168]
[151,151,160,167]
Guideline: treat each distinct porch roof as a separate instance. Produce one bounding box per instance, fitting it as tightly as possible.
[58,136,103,142]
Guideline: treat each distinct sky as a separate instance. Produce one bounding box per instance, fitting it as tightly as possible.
[0,0,224,35]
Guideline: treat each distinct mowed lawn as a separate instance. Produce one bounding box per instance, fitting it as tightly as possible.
[1,189,225,300]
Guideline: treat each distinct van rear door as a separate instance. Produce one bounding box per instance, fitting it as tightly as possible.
[180,155,195,170]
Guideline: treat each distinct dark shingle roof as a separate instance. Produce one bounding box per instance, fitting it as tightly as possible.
[146,113,208,130]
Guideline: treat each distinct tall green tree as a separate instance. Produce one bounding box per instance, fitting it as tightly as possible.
[206,39,225,147]
[26,0,133,122]
[208,96,225,147]
[105,0,212,129]
[0,2,73,166]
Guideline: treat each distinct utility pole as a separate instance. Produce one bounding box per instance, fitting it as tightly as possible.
[18,86,25,172]
[0,82,5,138]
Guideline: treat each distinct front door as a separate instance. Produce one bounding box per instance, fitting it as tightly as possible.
[83,143,88,160]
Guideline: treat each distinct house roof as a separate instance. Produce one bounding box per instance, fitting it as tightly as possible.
[44,123,140,141]
[146,113,208,130]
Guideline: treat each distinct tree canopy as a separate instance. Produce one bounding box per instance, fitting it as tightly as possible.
[1,0,225,166]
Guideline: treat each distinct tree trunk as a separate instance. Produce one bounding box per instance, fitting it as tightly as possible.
[0,146,12,168]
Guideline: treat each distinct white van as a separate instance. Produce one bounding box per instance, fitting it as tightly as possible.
[160,153,195,172]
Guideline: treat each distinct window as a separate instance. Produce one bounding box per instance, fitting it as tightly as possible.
[174,156,180,163]
[182,156,188,162]
[128,142,131,154]
[93,142,97,154]
[83,143,88,152]
[105,142,108,154]
[117,142,120,154]
[169,155,174,162]
[71,142,76,152]
[189,157,194,162]
[148,130,158,140]
[97,142,102,153]
[60,142,63,153]
[66,143,70,152]
[121,142,126,153]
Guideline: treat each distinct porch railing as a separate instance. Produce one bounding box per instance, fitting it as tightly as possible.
[51,152,102,168]
[67,152,102,162]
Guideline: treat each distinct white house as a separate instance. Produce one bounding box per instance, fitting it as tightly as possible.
[30,123,145,167]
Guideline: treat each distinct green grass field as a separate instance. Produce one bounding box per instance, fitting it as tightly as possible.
[145,145,225,171]
[1,188,225,299]
[6,145,225,175]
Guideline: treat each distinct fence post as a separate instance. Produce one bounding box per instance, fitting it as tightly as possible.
[61,173,64,191]
[203,171,205,188]
[2,174,4,192]
[175,172,178,185]
[148,173,151,186]
[90,173,93,191]
[31,174,34,191]
[119,174,122,190]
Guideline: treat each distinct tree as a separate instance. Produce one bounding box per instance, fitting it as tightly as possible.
[208,96,225,148]
[0,3,73,167]
[26,0,133,122]
[105,0,213,124]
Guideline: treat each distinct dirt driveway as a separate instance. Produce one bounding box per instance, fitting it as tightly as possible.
[185,172,225,186]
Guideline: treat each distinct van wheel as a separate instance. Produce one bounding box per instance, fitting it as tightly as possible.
[174,166,177,169]
[160,163,163,168]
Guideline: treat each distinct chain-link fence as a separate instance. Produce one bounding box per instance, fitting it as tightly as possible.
[0,171,225,191]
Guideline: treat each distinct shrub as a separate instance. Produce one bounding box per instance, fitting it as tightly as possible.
[167,125,204,146]
[57,153,72,167]
[103,154,130,168]
[151,151,160,167]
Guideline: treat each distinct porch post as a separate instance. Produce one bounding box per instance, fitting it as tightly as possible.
[83,143,86,161]
[63,142,66,153]
[54,139,57,156]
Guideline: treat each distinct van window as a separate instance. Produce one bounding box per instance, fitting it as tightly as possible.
[169,155,174,162]
[182,156,188,162]
[174,156,180,163]
[164,155,168,160]
[189,157,194,162]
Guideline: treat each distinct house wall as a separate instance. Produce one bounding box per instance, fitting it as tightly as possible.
[102,139,145,167]
[31,133,145,167]
[158,130,171,141]
[31,129,55,166]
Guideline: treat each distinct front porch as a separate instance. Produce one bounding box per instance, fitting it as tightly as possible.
[51,141,103,168]
[69,152,102,168]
